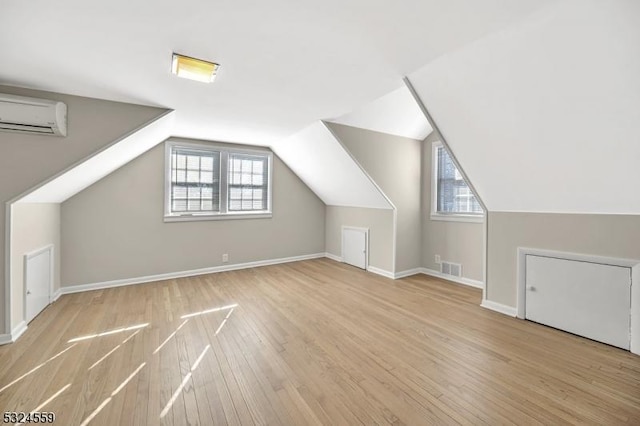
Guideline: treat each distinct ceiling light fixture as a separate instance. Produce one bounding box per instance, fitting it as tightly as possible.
[171,53,219,83]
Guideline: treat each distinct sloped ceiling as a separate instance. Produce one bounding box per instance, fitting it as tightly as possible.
[329,85,432,141]
[409,0,640,214]
[272,122,392,209]
[0,0,552,145]
[17,111,175,203]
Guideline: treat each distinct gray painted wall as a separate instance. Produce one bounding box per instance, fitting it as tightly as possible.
[10,203,60,326]
[0,85,166,333]
[328,123,422,273]
[487,212,640,307]
[421,133,484,281]
[61,142,325,286]
[325,206,394,272]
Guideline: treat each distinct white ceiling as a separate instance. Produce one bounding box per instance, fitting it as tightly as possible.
[272,122,392,209]
[329,85,433,141]
[0,0,552,146]
[409,0,640,214]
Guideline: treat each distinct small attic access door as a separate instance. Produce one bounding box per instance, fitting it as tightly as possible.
[25,245,53,324]
[518,248,639,354]
[342,227,368,270]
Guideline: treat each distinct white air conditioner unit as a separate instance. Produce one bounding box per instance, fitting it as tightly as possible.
[0,94,67,136]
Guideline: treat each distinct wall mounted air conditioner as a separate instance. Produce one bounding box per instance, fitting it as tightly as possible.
[0,93,67,136]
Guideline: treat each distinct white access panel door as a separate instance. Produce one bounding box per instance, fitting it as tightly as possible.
[25,246,52,323]
[342,227,367,270]
[525,255,631,349]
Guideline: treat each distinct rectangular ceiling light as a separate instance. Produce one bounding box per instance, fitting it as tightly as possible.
[171,53,219,83]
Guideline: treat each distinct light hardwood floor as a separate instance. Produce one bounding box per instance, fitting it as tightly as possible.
[1,258,639,425]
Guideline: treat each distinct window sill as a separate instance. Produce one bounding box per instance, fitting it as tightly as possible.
[430,213,484,224]
[164,212,272,223]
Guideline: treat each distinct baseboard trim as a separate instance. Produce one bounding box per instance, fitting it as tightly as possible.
[367,266,394,279]
[481,299,517,317]
[11,321,27,341]
[421,268,484,289]
[61,253,326,295]
[52,288,62,302]
[394,268,423,279]
[0,321,28,345]
[324,252,342,262]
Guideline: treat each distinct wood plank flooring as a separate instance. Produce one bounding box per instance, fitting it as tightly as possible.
[1,258,639,425]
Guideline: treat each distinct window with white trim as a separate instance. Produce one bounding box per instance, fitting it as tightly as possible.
[431,141,483,221]
[165,141,272,221]
[228,153,269,211]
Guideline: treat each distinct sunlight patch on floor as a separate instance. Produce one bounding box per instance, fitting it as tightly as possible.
[68,323,149,343]
[0,344,77,394]
[160,344,211,419]
[80,362,146,426]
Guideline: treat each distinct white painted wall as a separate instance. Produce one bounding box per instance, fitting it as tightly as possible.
[328,123,422,273]
[272,121,392,209]
[325,207,394,273]
[409,0,640,214]
[61,143,325,287]
[10,204,60,327]
[0,85,167,335]
[330,85,432,140]
[421,134,483,282]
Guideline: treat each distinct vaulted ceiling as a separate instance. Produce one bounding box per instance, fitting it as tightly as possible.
[4,1,637,215]
[409,0,640,214]
[0,0,552,145]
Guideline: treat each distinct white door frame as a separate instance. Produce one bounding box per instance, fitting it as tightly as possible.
[341,226,369,271]
[517,247,640,355]
[23,244,54,323]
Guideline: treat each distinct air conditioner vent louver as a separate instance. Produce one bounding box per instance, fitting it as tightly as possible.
[0,93,67,136]
[441,261,462,278]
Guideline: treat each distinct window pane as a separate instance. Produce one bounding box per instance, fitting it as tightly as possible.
[200,171,213,183]
[436,145,482,215]
[173,186,187,199]
[201,186,213,198]
[172,199,187,211]
[201,156,214,171]
[232,172,241,185]
[170,147,220,214]
[188,186,201,199]
[227,153,269,212]
[253,161,263,174]
[202,200,213,211]
[169,145,271,217]
[186,170,199,183]
[186,155,199,170]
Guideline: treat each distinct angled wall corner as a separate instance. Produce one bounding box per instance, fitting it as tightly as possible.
[271,121,392,210]
[15,110,175,204]
[326,122,422,274]
[1,85,172,336]
[407,0,640,215]
[328,84,432,141]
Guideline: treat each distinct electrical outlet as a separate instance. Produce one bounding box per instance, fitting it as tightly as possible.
[435,254,441,264]
[222,253,229,263]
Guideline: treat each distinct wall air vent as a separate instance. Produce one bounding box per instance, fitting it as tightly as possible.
[441,261,462,278]
[0,94,67,136]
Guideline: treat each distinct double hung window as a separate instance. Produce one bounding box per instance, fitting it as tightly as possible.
[165,141,272,221]
[431,141,483,222]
